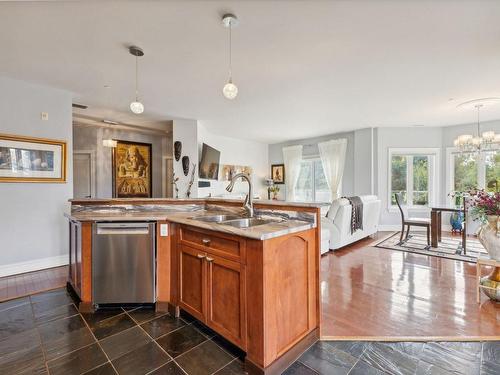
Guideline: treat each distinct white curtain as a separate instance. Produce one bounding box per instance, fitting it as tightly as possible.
[282,145,303,201]
[318,139,347,200]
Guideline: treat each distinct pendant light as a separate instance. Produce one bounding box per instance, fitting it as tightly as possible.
[129,46,145,114]
[222,14,239,100]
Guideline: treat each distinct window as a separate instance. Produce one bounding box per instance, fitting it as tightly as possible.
[389,148,438,208]
[295,159,332,202]
[448,149,499,195]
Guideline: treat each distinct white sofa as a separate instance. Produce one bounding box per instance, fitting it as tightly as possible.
[321,195,381,253]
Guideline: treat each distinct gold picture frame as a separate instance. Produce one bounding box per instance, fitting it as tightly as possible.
[112,140,152,198]
[0,133,67,183]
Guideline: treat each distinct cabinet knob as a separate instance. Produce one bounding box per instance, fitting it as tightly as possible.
[201,238,211,246]
[206,257,214,263]
[197,254,206,259]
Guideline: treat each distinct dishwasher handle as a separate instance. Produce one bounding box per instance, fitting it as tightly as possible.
[96,223,152,235]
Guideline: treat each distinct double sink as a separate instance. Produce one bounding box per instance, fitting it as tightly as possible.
[192,214,282,228]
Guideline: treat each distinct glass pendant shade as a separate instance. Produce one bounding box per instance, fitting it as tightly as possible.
[130,101,144,114]
[223,81,238,100]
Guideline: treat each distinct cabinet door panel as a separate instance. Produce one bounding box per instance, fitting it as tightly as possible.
[207,256,246,348]
[179,245,206,321]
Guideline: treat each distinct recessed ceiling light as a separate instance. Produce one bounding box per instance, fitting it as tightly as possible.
[102,119,119,125]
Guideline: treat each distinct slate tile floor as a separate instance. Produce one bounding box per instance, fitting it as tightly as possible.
[0,288,498,375]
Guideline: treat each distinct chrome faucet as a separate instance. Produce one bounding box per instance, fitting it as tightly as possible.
[226,173,253,217]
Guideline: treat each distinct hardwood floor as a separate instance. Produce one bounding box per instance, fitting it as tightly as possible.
[0,265,68,301]
[321,232,500,340]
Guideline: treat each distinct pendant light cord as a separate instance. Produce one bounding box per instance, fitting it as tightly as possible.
[135,55,139,101]
[229,22,232,81]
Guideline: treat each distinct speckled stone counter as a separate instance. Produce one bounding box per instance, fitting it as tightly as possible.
[66,200,319,240]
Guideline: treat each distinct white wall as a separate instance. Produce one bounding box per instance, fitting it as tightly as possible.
[197,123,269,199]
[172,119,199,198]
[0,77,72,277]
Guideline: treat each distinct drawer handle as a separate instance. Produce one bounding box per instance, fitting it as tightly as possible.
[201,238,211,246]
[206,257,214,263]
[197,254,206,259]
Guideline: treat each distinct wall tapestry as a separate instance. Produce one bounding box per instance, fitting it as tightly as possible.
[0,133,66,183]
[112,140,152,198]
[221,164,253,181]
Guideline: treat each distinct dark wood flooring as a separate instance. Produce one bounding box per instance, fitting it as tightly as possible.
[0,266,67,301]
[320,232,500,339]
[1,288,498,375]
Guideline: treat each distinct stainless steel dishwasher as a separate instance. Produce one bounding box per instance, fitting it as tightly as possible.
[92,222,156,305]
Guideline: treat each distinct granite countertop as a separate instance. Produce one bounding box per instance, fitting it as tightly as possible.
[69,197,328,209]
[65,208,316,241]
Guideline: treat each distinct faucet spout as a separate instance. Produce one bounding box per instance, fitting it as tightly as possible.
[226,173,253,217]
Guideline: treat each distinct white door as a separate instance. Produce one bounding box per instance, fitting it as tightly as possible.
[73,153,93,198]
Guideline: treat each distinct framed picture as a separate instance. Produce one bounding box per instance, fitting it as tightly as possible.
[220,164,253,181]
[0,133,67,183]
[112,140,152,198]
[271,164,285,184]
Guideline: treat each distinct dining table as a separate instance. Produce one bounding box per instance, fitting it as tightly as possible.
[430,203,467,254]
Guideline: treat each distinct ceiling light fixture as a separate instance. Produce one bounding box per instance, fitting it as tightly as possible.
[129,46,145,114]
[454,100,499,154]
[222,14,239,100]
[103,139,117,148]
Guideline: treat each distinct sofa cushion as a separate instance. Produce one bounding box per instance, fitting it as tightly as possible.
[326,197,349,219]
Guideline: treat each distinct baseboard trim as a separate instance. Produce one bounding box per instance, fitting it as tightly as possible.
[0,255,68,278]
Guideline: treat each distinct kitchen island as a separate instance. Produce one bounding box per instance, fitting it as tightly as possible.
[66,198,321,374]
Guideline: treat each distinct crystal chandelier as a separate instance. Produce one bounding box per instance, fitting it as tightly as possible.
[454,101,500,154]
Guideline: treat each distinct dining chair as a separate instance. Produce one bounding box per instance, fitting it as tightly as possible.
[395,193,431,248]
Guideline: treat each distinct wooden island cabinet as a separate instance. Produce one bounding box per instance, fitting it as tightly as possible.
[66,198,321,374]
[169,224,319,373]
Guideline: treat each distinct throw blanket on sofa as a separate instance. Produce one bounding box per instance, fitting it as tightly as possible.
[344,196,363,234]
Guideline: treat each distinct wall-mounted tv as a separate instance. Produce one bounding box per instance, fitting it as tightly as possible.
[199,143,221,180]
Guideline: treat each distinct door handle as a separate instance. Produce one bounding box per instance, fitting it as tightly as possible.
[201,238,211,246]
[206,257,214,263]
[197,254,206,259]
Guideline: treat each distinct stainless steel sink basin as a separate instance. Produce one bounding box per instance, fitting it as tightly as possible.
[220,217,274,228]
[191,214,243,223]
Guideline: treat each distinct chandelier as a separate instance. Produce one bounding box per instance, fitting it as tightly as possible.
[454,99,500,154]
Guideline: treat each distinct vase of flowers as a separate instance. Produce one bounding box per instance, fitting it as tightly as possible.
[467,189,500,301]
[468,190,500,260]
[269,185,280,200]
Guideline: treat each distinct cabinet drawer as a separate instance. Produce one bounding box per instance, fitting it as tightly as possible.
[179,226,245,262]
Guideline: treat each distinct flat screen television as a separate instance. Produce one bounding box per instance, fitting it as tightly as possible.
[199,143,221,180]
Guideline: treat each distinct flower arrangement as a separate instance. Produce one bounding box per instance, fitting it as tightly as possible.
[466,189,500,222]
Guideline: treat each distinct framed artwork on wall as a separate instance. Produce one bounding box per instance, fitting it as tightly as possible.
[112,140,152,198]
[271,164,285,184]
[0,133,67,183]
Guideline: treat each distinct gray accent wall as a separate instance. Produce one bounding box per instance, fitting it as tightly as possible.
[73,125,171,198]
[0,77,73,275]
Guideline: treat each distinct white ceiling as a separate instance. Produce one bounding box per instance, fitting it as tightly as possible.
[2,1,500,144]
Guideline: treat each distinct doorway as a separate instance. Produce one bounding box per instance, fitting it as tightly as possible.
[73,151,96,198]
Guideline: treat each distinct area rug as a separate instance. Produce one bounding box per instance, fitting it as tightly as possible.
[374,232,488,263]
